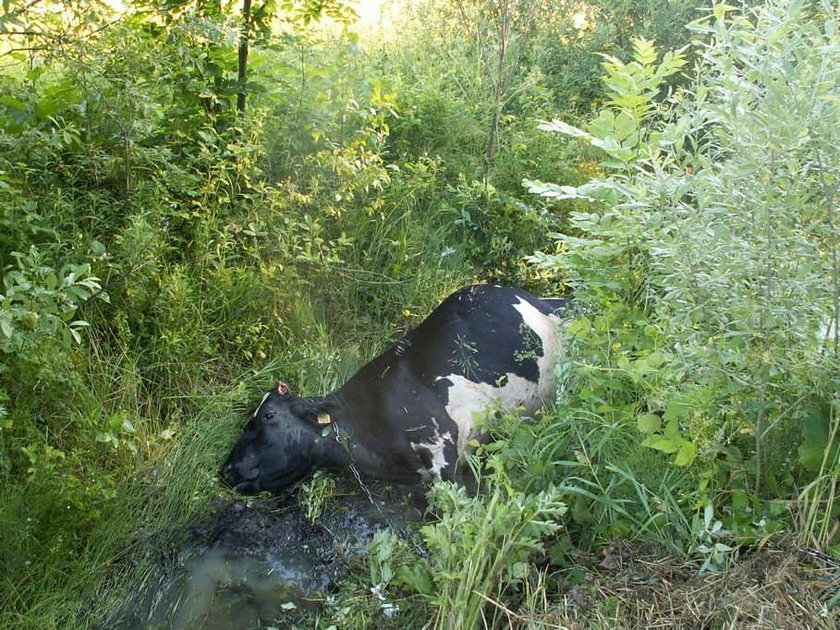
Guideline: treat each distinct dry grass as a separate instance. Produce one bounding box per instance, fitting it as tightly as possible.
[510,544,840,629]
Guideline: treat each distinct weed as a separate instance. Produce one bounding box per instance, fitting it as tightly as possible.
[450,334,480,380]
[298,472,337,523]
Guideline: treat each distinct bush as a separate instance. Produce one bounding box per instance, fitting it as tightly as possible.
[366,432,567,630]
[528,0,840,552]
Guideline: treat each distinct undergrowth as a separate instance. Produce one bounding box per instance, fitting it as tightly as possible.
[4,0,838,628]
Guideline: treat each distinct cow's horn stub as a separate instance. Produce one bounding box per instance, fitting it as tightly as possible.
[277,381,290,396]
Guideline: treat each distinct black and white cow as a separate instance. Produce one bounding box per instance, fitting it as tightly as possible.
[221,285,567,494]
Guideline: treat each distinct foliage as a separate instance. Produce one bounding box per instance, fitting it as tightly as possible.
[693,503,735,573]
[0,247,103,350]
[0,2,477,626]
[528,0,840,554]
[6,0,838,627]
[298,470,336,522]
[366,439,566,630]
[534,0,706,114]
[373,0,704,287]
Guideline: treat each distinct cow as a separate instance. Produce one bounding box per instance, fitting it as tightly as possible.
[221,285,568,494]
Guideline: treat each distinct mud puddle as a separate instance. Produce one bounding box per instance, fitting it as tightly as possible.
[114,484,421,629]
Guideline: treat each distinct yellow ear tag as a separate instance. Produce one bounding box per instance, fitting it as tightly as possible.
[317,413,332,425]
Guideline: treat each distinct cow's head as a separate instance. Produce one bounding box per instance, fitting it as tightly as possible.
[221,382,331,494]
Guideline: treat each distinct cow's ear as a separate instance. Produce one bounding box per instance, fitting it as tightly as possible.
[291,399,332,426]
[277,381,290,396]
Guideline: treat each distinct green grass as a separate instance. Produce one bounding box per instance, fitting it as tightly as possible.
[1,377,245,628]
[0,280,473,628]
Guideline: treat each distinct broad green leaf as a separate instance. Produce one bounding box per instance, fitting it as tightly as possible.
[642,435,680,453]
[798,440,825,472]
[674,440,697,466]
[0,315,12,338]
[663,418,682,439]
[637,413,662,433]
[566,317,592,336]
[712,3,739,21]
[398,565,433,595]
[587,110,616,139]
[664,397,692,421]
[798,404,836,472]
[646,351,665,368]
[0,95,25,110]
[510,561,528,579]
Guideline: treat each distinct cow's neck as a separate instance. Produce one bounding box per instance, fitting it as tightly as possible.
[313,392,396,480]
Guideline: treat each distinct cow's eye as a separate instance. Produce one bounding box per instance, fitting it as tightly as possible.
[263,412,275,422]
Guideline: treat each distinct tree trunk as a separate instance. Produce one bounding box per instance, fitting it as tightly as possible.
[237,0,252,113]
[484,1,510,174]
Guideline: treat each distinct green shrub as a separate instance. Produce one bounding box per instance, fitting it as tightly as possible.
[528,1,840,551]
[367,441,567,630]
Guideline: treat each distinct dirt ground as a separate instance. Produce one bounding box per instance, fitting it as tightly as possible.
[105,485,840,629]
[526,542,840,629]
[105,484,422,629]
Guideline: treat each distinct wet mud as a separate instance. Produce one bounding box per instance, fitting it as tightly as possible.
[113,484,421,629]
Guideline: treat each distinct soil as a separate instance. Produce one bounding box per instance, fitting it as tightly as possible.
[103,485,840,630]
[526,541,840,629]
[108,482,422,629]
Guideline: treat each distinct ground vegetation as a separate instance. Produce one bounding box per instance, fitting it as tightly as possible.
[1,0,838,627]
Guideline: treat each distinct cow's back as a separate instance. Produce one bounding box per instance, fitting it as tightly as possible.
[335,285,563,480]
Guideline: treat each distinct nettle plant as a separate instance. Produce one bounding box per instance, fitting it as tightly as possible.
[367,450,566,630]
[527,1,840,545]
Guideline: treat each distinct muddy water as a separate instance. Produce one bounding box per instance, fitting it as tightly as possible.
[136,548,315,629]
[115,487,420,629]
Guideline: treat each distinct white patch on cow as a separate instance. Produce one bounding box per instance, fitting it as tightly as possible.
[438,298,561,452]
[411,430,454,479]
[252,392,271,418]
[512,298,562,402]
